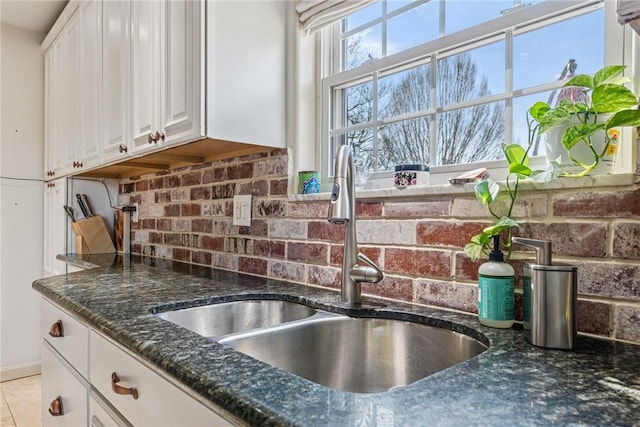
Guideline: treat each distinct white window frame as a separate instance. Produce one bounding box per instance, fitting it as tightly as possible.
[316,0,635,186]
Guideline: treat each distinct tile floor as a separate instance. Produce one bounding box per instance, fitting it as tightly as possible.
[0,375,41,427]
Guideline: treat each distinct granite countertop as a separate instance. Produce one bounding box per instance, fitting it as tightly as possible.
[33,253,640,426]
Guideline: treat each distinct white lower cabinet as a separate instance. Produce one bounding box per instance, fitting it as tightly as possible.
[90,331,232,426]
[41,298,236,426]
[89,392,129,427]
[41,343,88,427]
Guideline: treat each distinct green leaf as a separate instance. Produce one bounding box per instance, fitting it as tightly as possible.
[464,242,484,262]
[591,84,639,113]
[474,179,499,205]
[504,143,528,165]
[593,65,626,87]
[509,163,532,176]
[529,102,551,122]
[483,216,519,236]
[538,108,571,134]
[605,109,640,129]
[564,74,594,89]
[561,123,604,151]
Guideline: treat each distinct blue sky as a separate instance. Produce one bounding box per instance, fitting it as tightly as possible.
[344,0,604,155]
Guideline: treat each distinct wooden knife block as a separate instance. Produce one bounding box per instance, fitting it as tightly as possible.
[71,215,116,254]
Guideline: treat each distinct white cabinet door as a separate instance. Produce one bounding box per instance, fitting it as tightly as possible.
[59,12,81,175]
[44,46,58,179]
[161,0,203,146]
[130,0,161,155]
[102,0,131,163]
[78,0,102,170]
[43,179,67,277]
[206,0,285,148]
[41,343,88,427]
[44,3,102,179]
[90,331,233,427]
[44,12,80,180]
[130,0,203,156]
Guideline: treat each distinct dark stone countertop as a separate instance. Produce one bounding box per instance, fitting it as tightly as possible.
[33,253,640,426]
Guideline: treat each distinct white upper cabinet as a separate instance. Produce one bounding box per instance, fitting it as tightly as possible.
[44,2,104,180]
[206,1,286,148]
[78,0,103,170]
[101,0,131,163]
[131,0,203,155]
[44,0,286,179]
[44,39,62,179]
[44,10,80,179]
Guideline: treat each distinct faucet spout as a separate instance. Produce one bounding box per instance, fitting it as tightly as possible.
[328,145,383,305]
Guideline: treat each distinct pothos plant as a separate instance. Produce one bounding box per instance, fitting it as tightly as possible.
[536,65,640,177]
[464,107,550,261]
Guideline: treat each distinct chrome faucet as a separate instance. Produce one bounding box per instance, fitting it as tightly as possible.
[328,145,383,304]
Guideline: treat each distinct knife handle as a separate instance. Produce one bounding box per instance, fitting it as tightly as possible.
[76,194,89,218]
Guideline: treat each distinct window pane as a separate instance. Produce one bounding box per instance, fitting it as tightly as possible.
[512,91,553,157]
[513,9,604,90]
[445,1,513,35]
[347,130,376,170]
[388,1,439,55]
[345,2,382,32]
[344,25,382,70]
[378,117,431,170]
[344,80,374,127]
[437,42,504,107]
[330,133,375,175]
[378,63,430,120]
[388,0,416,13]
[436,101,505,165]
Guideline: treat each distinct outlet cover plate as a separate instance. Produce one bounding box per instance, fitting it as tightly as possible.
[233,195,252,226]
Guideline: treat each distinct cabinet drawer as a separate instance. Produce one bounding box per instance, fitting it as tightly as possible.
[89,393,129,427]
[90,331,234,426]
[42,298,89,378]
[41,343,88,427]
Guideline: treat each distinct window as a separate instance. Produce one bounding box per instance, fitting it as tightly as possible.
[319,0,624,181]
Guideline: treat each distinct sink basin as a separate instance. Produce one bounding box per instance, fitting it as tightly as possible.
[221,317,487,393]
[155,300,317,338]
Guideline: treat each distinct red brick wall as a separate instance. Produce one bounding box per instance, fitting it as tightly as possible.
[119,148,640,344]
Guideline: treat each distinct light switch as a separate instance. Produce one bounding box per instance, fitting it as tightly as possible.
[233,195,252,226]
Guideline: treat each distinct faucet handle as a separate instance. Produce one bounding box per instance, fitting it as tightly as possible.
[351,253,383,283]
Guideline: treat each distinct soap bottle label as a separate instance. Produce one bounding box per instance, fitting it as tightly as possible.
[478,275,514,321]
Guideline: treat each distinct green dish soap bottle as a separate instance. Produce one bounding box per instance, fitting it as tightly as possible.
[478,235,514,328]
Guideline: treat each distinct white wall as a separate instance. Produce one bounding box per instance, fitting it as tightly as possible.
[0,24,45,380]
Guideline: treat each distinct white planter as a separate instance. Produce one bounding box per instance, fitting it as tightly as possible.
[545,113,619,175]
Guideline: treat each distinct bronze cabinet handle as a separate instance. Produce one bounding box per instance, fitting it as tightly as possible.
[72,161,83,168]
[154,131,165,142]
[147,133,156,144]
[48,320,64,338]
[119,144,128,153]
[111,372,138,399]
[48,396,64,416]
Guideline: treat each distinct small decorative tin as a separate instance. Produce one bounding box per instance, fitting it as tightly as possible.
[298,171,321,194]
[394,164,429,188]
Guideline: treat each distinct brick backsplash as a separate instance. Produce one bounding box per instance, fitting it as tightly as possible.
[119,147,640,345]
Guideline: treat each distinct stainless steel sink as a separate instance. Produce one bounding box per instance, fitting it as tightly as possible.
[220,316,487,393]
[155,299,317,339]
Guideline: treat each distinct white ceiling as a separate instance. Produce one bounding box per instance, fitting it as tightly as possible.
[1,0,68,34]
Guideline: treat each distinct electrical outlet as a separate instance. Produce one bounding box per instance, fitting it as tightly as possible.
[233,195,252,226]
[133,202,139,222]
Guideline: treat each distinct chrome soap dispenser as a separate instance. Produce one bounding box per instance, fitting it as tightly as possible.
[512,237,578,350]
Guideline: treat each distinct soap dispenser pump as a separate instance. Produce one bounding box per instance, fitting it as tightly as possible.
[512,237,578,349]
[477,235,515,329]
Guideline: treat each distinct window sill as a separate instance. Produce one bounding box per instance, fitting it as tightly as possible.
[289,173,638,202]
